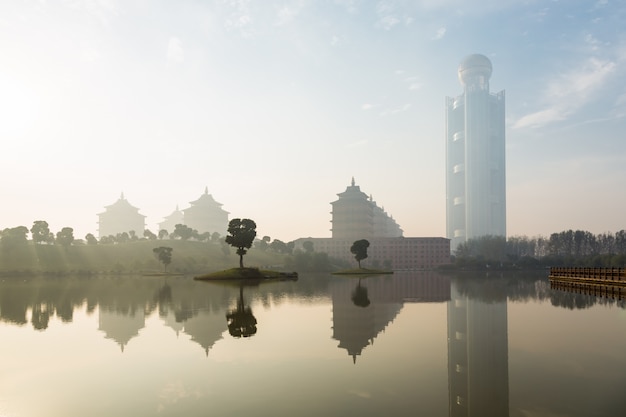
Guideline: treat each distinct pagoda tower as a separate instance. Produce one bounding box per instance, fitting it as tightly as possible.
[182,187,229,235]
[97,193,146,238]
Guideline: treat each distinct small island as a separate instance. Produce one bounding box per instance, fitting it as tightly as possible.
[194,267,298,281]
[332,268,393,276]
[193,218,297,281]
[331,239,393,276]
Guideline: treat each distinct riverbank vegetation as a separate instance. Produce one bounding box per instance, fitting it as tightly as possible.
[449,230,626,270]
[0,224,347,276]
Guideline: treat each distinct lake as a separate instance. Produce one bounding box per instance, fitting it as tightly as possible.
[0,271,625,417]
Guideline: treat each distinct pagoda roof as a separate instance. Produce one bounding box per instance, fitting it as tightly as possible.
[162,205,184,221]
[98,193,145,217]
[188,187,224,208]
[333,178,369,202]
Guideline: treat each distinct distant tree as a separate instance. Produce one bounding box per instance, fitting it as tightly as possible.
[153,246,173,272]
[303,241,314,253]
[312,252,331,271]
[31,221,51,244]
[270,239,288,254]
[85,233,98,245]
[456,235,506,263]
[254,238,269,251]
[211,232,221,243]
[221,241,231,257]
[129,230,138,241]
[172,224,194,240]
[1,226,29,247]
[158,229,169,240]
[143,229,157,240]
[116,232,130,243]
[262,235,271,243]
[225,218,257,268]
[350,239,370,268]
[56,227,74,246]
[100,235,115,244]
[198,231,212,242]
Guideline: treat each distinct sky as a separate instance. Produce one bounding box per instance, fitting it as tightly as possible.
[1,0,625,243]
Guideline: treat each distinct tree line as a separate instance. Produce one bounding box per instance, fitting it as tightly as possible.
[454,229,626,268]
[0,218,344,274]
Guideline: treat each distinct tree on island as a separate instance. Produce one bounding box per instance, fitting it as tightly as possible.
[350,239,370,268]
[225,218,257,268]
[153,246,173,272]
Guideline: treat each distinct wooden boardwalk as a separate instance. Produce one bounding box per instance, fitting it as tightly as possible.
[549,267,626,287]
[550,279,626,300]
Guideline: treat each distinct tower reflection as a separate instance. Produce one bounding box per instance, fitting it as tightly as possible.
[447,279,509,416]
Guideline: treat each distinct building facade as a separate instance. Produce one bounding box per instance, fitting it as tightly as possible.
[293,237,450,270]
[97,193,146,238]
[446,54,506,251]
[294,179,450,270]
[182,187,229,235]
[331,178,403,240]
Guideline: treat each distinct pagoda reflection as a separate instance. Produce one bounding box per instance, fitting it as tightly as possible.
[330,271,450,363]
[98,306,145,352]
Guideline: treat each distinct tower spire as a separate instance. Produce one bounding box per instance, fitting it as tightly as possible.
[351,177,355,187]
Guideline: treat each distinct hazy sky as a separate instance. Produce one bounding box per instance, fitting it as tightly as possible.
[1,0,625,242]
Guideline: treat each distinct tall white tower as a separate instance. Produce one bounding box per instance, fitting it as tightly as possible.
[446,54,506,251]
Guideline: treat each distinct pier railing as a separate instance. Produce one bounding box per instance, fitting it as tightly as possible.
[549,267,626,285]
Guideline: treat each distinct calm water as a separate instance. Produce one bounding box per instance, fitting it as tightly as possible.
[0,272,625,417]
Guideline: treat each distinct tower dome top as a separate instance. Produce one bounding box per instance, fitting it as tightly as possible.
[458,54,492,87]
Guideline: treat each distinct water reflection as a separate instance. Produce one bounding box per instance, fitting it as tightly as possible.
[331,272,451,363]
[1,272,626,416]
[226,285,257,338]
[448,279,509,417]
[351,278,370,308]
[98,306,145,352]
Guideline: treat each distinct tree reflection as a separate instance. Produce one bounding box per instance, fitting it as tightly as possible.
[226,285,257,338]
[31,303,50,330]
[351,278,370,308]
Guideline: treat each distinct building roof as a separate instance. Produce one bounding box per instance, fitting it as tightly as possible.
[333,177,369,202]
[98,193,145,217]
[187,186,225,209]
[458,53,492,86]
